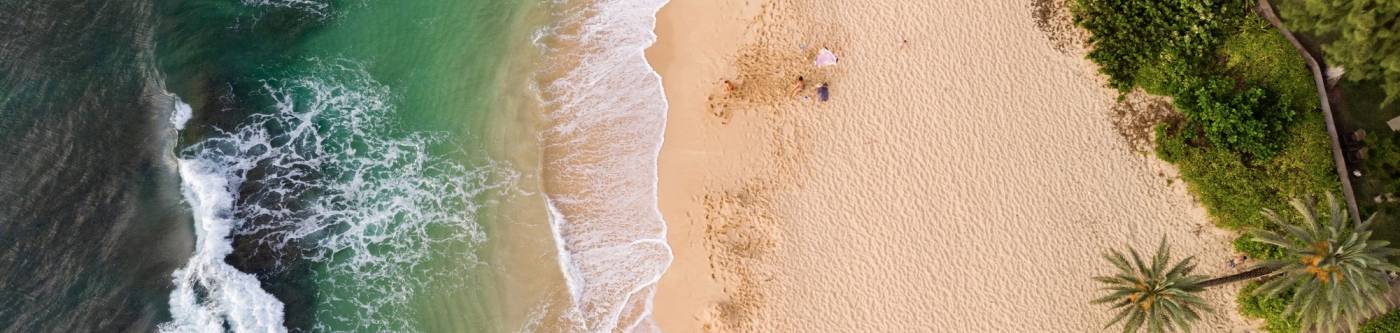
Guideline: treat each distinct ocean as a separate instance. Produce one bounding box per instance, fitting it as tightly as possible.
[0,0,671,332]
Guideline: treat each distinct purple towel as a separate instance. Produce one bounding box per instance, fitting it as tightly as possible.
[817,85,830,102]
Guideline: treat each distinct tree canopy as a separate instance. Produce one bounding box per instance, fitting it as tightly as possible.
[1279,0,1400,105]
[1070,0,1250,92]
[1251,195,1400,332]
[1093,239,1212,333]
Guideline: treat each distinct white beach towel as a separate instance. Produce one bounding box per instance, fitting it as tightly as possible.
[815,48,838,67]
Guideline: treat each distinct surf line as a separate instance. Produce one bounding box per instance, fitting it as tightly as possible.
[534,0,675,331]
[159,97,288,333]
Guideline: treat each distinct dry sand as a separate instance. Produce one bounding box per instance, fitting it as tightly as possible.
[647,0,1257,331]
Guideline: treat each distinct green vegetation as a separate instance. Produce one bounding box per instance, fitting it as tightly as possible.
[1249,195,1400,332]
[1092,240,1212,333]
[1174,77,1294,160]
[1233,197,1400,332]
[1072,0,1336,231]
[1359,309,1400,333]
[1337,79,1400,128]
[1219,22,1318,112]
[1238,283,1300,333]
[1095,197,1400,332]
[1069,0,1250,92]
[1156,110,1337,230]
[1073,2,1398,331]
[1361,130,1400,216]
[1247,290,1400,333]
[1154,17,1337,229]
[1232,234,1286,261]
[1278,0,1400,106]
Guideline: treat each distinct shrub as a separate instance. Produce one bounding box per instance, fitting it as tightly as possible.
[1361,131,1400,219]
[1156,130,1271,229]
[1133,48,1213,97]
[1156,110,1337,230]
[1279,0,1400,106]
[1219,19,1318,112]
[1257,111,1338,201]
[1070,0,1250,92]
[1359,309,1400,333]
[1076,1,1344,331]
[1154,122,1188,163]
[1232,234,1285,260]
[1238,283,1301,333]
[1363,131,1400,196]
[1174,77,1294,160]
[1365,132,1400,168]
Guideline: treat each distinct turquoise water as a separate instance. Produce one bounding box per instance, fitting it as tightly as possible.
[0,0,674,331]
[154,0,539,331]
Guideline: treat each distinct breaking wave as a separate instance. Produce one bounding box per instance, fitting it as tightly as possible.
[238,0,330,16]
[161,61,516,332]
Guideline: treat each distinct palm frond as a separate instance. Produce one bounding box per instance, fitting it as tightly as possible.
[1249,194,1399,333]
[1092,239,1212,332]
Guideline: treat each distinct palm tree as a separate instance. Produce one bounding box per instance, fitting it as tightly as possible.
[1249,195,1400,333]
[1094,194,1400,332]
[1092,238,1212,333]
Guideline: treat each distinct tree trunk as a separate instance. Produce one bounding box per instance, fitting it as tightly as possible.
[1199,266,1278,289]
[1256,0,1364,225]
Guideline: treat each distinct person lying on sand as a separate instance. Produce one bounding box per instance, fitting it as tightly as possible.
[790,76,805,95]
[1227,254,1248,269]
[723,80,738,93]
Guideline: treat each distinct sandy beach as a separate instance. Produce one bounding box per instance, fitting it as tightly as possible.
[646,0,1257,331]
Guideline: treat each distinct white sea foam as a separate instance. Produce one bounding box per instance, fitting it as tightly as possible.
[160,158,289,333]
[239,0,329,16]
[533,0,673,331]
[171,100,192,130]
[163,61,515,331]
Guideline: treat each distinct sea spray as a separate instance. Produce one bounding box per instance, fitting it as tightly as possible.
[238,0,330,16]
[532,0,673,331]
[162,61,517,331]
[170,101,192,130]
[162,155,290,333]
[160,96,288,333]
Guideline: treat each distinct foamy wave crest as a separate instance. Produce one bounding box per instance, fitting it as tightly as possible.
[171,100,192,130]
[160,140,288,333]
[163,60,515,331]
[239,0,329,16]
[533,0,673,332]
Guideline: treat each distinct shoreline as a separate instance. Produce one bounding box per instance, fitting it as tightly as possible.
[647,0,1255,331]
[646,0,756,329]
[527,0,673,330]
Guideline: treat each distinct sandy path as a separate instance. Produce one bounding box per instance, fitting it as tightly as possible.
[648,0,1256,331]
